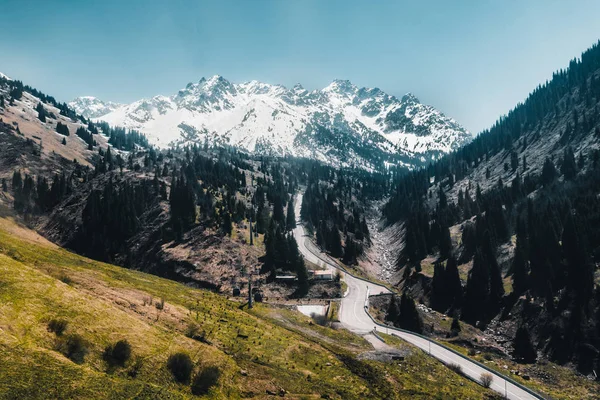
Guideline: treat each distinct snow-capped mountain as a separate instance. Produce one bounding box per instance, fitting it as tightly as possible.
[72,76,471,169]
[69,96,123,119]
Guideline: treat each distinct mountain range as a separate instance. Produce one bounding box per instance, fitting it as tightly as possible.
[70,76,471,170]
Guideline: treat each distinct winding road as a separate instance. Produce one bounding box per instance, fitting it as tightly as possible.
[292,193,541,400]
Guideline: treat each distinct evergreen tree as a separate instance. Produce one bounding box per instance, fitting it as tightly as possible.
[386,295,400,326]
[512,326,537,363]
[286,199,296,231]
[439,223,452,259]
[431,261,446,312]
[398,292,423,333]
[462,249,489,324]
[36,102,46,122]
[562,211,593,306]
[445,255,463,309]
[221,209,232,236]
[561,147,577,180]
[541,157,557,185]
[61,137,67,145]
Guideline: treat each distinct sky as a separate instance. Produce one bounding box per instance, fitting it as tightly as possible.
[1,0,600,133]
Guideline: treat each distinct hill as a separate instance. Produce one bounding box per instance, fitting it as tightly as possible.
[0,209,497,399]
[380,40,600,378]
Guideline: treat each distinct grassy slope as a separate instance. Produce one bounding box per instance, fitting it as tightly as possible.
[0,212,494,399]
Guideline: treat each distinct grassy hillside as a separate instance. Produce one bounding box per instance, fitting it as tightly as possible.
[0,209,497,399]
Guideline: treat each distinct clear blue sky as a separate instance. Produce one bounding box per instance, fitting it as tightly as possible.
[2,0,599,133]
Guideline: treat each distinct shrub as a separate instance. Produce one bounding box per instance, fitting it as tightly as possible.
[155,298,165,310]
[58,274,73,285]
[191,366,221,395]
[450,317,461,334]
[127,356,144,378]
[480,372,493,388]
[103,339,132,366]
[447,363,462,374]
[167,352,193,383]
[47,319,68,336]
[57,334,88,363]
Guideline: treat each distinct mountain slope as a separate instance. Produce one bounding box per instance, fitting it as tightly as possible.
[381,40,600,379]
[71,77,471,170]
[0,210,495,399]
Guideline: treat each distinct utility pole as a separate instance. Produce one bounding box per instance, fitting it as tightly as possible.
[248,274,253,309]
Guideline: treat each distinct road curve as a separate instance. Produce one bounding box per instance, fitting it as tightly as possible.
[292,193,541,400]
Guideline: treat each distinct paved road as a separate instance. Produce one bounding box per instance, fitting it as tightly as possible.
[292,193,541,400]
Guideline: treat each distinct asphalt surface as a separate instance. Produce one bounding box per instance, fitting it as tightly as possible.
[292,193,541,400]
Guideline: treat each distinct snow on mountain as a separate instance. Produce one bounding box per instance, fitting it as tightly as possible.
[0,71,11,81]
[69,96,124,119]
[73,76,471,169]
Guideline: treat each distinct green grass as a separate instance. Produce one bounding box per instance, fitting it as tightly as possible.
[0,215,497,399]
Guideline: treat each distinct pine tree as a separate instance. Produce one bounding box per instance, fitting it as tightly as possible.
[61,137,67,145]
[541,157,557,185]
[386,295,400,326]
[561,147,577,180]
[451,317,461,335]
[431,261,447,312]
[36,102,46,122]
[562,211,593,306]
[462,249,489,324]
[439,223,452,259]
[512,326,537,363]
[398,292,423,333]
[286,199,296,231]
[222,209,232,236]
[445,255,463,309]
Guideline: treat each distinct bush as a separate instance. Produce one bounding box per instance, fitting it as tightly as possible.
[191,366,221,395]
[447,363,462,374]
[155,298,165,310]
[57,334,88,363]
[167,352,193,383]
[103,339,132,366]
[127,356,144,378]
[47,319,68,336]
[480,372,493,388]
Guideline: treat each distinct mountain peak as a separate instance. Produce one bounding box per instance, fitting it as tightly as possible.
[401,93,420,104]
[324,79,356,94]
[74,75,471,169]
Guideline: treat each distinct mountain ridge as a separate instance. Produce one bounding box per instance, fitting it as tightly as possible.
[70,76,471,170]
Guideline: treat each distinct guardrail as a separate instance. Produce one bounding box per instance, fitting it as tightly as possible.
[363,308,545,399]
[298,223,545,400]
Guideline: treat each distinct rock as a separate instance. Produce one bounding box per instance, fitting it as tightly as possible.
[279,388,286,396]
[266,389,277,395]
[325,362,332,367]
[240,369,248,376]
[522,375,530,381]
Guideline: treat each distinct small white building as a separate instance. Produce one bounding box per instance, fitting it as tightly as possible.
[311,270,333,281]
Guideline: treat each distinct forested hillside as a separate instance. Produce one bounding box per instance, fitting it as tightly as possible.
[383,40,600,376]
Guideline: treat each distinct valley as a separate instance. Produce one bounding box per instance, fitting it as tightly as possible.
[1,26,600,400]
